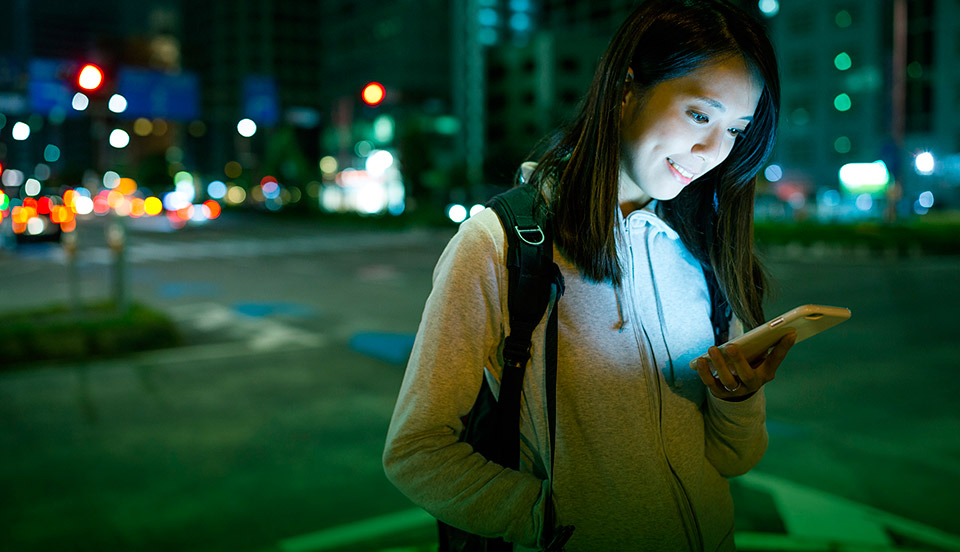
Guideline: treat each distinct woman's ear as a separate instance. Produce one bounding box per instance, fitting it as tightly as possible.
[623,67,635,108]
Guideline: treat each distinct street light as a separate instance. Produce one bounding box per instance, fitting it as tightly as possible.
[915,152,934,175]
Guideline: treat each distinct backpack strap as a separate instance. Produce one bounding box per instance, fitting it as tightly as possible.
[486,184,561,469]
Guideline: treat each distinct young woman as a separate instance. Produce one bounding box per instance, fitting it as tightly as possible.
[384,0,796,550]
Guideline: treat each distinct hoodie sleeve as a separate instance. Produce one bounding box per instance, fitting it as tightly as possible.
[382,212,550,548]
[702,317,769,477]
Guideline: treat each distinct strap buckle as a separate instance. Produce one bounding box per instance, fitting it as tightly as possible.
[514,225,545,246]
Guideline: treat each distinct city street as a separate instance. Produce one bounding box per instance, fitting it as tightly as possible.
[1,212,959,552]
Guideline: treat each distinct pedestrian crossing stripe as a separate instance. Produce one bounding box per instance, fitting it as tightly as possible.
[736,471,960,551]
[272,471,960,552]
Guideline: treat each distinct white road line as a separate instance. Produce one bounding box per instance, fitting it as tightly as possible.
[277,508,435,552]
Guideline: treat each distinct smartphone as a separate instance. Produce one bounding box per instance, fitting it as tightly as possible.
[694,304,852,366]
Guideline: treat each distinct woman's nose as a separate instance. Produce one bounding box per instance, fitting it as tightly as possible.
[692,128,726,165]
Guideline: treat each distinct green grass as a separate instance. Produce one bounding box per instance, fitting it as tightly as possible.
[0,302,182,368]
[754,218,960,255]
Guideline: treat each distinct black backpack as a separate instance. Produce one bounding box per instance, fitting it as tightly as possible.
[436,184,730,552]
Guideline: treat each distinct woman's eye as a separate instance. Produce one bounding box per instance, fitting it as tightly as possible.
[688,111,709,124]
[728,128,742,137]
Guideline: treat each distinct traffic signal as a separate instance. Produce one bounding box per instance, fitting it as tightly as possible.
[77,63,104,92]
[361,82,385,106]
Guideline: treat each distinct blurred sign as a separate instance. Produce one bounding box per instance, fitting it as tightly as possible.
[839,161,890,195]
[243,76,279,126]
[27,58,76,116]
[0,92,27,114]
[117,68,199,120]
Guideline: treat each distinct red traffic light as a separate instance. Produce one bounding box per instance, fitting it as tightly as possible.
[361,82,385,106]
[77,64,104,91]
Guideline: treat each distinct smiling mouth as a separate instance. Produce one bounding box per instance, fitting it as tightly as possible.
[667,158,694,179]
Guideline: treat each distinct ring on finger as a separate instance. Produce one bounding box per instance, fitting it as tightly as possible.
[722,380,742,392]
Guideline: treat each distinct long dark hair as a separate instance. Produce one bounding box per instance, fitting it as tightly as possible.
[528,0,780,328]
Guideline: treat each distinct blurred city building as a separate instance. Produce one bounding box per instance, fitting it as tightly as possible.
[180,0,323,186]
[761,0,960,220]
[2,0,959,228]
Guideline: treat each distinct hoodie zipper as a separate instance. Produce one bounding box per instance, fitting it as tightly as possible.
[623,214,704,552]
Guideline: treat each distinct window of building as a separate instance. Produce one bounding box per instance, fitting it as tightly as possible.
[787,139,814,165]
[560,89,580,105]
[787,54,814,78]
[560,57,579,73]
[787,10,815,34]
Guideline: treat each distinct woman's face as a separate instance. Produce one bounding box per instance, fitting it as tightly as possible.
[619,56,762,205]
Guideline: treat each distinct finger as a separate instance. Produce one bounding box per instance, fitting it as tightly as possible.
[708,346,740,392]
[756,330,798,381]
[694,357,720,389]
[723,344,762,390]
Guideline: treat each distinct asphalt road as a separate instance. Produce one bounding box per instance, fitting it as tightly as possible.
[1,212,958,552]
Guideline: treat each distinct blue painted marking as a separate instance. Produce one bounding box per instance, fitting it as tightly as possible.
[349,332,416,366]
[233,302,316,319]
[159,281,221,299]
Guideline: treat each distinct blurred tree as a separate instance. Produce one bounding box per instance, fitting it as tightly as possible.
[262,125,313,186]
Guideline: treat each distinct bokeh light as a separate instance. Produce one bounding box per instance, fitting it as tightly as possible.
[447,204,468,223]
[225,161,243,179]
[758,0,779,17]
[72,93,89,111]
[44,145,61,163]
[833,93,852,112]
[25,179,41,196]
[77,64,103,90]
[108,94,128,113]
[11,121,30,140]
[915,152,935,174]
[834,136,852,154]
[319,156,338,175]
[109,129,130,148]
[834,52,852,71]
[103,171,121,189]
[361,82,386,106]
[237,118,257,137]
[144,196,163,216]
[133,118,153,136]
[208,180,227,199]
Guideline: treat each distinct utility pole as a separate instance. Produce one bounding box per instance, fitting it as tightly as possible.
[886,0,907,223]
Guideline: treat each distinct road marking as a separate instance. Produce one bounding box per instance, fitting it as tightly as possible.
[737,471,960,551]
[349,332,415,366]
[48,229,447,266]
[277,508,435,552]
[168,302,326,352]
[273,472,960,552]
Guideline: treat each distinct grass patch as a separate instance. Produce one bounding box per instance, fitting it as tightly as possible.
[0,302,182,369]
[755,218,960,255]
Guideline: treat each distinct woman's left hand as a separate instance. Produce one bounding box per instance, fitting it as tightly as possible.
[691,330,797,401]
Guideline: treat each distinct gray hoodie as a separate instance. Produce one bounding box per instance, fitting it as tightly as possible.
[383,189,767,551]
